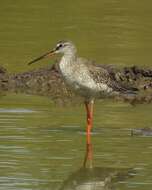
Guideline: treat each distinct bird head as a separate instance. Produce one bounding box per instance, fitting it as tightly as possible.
[54,41,76,54]
[28,40,76,65]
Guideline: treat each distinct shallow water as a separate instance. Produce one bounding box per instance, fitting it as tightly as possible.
[0,0,152,189]
[1,0,152,72]
[0,93,152,190]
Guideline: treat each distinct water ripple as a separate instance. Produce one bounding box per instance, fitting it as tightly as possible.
[0,108,37,113]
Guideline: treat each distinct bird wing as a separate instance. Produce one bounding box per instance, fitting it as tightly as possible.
[88,63,121,91]
[77,58,115,86]
[78,58,138,94]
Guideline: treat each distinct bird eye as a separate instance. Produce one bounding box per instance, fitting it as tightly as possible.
[59,44,63,47]
[56,43,63,50]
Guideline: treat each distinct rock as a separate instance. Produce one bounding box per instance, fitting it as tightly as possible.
[131,127,152,136]
[0,66,9,91]
[1,63,152,103]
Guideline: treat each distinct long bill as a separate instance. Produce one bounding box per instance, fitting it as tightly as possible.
[27,49,56,65]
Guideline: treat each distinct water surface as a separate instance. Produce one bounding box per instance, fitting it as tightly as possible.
[0,0,152,189]
[0,94,152,190]
[0,0,152,72]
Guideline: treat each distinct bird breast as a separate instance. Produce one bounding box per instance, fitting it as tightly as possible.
[59,57,96,89]
[59,56,113,98]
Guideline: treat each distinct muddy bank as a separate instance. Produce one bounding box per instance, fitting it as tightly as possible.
[0,63,152,103]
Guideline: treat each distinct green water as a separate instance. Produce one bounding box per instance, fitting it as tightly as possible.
[1,0,152,72]
[0,0,152,189]
[0,94,152,190]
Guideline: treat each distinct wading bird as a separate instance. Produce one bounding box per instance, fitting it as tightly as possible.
[28,40,137,144]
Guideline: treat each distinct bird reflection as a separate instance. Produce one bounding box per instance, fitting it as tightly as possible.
[83,138,93,168]
[59,134,135,190]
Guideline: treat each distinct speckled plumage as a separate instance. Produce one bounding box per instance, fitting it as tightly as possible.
[58,42,137,101]
[27,40,138,136]
[28,40,138,101]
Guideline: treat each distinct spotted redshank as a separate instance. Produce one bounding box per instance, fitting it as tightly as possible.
[28,40,137,143]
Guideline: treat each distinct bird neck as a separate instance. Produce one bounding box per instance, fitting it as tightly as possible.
[59,53,77,77]
[60,52,77,66]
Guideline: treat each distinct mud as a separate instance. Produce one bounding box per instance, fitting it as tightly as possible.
[0,63,152,103]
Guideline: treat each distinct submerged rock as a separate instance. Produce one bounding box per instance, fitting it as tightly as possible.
[131,127,152,136]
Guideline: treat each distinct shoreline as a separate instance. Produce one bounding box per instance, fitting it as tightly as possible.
[0,63,152,104]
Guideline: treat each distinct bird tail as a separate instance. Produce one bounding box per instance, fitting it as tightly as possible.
[111,81,138,96]
[119,86,138,96]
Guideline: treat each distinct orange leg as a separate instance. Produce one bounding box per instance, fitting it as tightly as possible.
[84,100,94,145]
